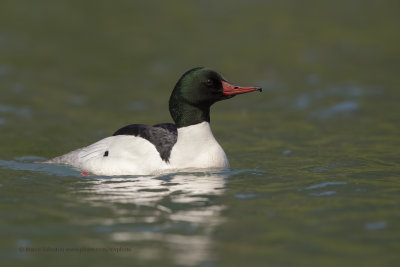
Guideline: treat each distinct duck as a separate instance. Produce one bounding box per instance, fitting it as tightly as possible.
[45,67,262,175]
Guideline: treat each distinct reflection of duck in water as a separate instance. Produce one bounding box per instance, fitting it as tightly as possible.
[46,68,261,175]
[81,173,227,206]
[80,173,227,266]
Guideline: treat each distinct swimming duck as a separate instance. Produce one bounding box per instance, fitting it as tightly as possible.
[46,67,261,175]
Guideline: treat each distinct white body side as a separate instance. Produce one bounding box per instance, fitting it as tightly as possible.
[46,122,229,175]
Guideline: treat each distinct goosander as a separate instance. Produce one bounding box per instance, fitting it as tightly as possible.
[46,67,261,175]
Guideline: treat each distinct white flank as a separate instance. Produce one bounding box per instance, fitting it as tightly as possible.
[46,122,229,175]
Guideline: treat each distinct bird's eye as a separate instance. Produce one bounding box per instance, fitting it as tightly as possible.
[205,79,213,87]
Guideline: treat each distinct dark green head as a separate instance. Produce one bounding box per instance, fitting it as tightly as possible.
[169,67,262,128]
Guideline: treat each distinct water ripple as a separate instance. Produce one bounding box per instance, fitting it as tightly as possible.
[0,104,33,117]
[309,191,337,197]
[301,181,347,191]
[365,221,388,231]
[0,157,81,177]
[311,100,359,118]
[234,193,258,199]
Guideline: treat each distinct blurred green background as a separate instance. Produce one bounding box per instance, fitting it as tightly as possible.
[1,0,398,158]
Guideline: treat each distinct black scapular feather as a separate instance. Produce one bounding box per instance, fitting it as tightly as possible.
[113,123,178,162]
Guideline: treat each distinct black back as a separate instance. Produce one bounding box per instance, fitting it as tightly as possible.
[113,123,178,162]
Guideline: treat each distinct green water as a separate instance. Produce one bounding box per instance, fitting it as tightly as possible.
[1,1,399,266]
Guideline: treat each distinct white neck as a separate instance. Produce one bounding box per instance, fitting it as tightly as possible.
[177,121,214,143]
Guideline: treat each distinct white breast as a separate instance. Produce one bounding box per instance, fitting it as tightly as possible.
[169,122,230,170]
